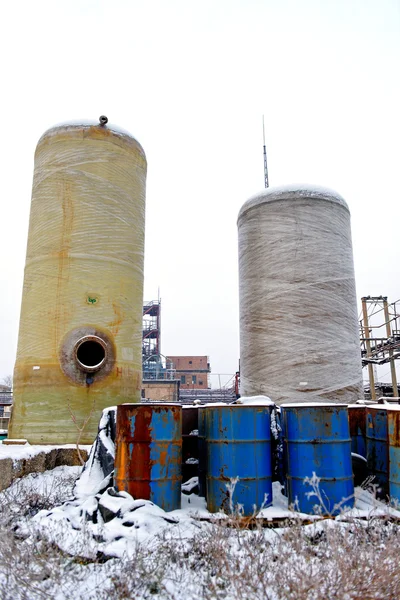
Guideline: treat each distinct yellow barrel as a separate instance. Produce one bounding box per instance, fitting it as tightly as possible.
[9,120,147,444]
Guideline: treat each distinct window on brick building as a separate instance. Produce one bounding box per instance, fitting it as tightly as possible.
[199,381,203,385]
[181,375,186,384]
[192,375,197,384]
[189,360,192,365]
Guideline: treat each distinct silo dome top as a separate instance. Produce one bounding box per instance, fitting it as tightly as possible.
[36,119,146,159]
[238,184,350,222]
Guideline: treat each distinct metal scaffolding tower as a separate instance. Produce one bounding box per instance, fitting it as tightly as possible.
[360,296,400,400]
[142,299,161,359]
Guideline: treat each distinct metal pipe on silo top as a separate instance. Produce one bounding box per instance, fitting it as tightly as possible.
[205,405,272,515]
[10,121,147,444]
[282,404,354,515]
[114,403,182,511]
[348,404,367,458]
[367,405,389,498]
[237,185,363,404]
[387,407,400,502]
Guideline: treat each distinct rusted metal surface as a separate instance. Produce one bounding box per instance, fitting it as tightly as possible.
[366,406,389,498]
[205,405,272,516]
[282,404,354,515]
[348,405,367,458]
[114,403,182,511]
[387,409,400,501]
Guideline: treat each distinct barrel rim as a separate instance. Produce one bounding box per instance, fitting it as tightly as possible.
[281,402,348,409]
[119,402,181,408]
[237,184,349,223]
[366,404,396,412]
[203,404,271,409]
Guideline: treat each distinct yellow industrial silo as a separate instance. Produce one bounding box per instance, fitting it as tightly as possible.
[9,119,147,444]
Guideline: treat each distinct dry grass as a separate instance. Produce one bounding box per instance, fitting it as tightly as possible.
[1,472,400,599]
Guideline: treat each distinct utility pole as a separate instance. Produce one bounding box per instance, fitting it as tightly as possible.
[383,297,398,397]
[262,115,269,189]
[362,297,376,400]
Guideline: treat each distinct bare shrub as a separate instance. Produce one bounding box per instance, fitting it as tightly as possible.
[2,513,400,599]
[68,397,96,466]
[1,471,400,599]
[96,514,400,600]
[0,467,79,527]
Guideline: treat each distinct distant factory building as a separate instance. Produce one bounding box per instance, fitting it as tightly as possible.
[166,356,210,389]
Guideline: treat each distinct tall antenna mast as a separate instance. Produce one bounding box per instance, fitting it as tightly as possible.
[263,115,269,188]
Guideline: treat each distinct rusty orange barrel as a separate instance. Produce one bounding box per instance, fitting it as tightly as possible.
[114,403,182,511]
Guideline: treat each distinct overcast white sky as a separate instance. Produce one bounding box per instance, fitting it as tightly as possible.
[1,0,399,386]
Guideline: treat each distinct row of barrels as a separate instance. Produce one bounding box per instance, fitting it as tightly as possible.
[349,403,400,500]
[198,403,356,516]
[113,402,400,515]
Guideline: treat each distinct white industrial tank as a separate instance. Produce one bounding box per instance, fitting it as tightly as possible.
[237,185,363,404]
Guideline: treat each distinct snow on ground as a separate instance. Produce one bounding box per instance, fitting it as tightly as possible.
[0,442,91,462]
[5,465,399,562]
[1,465,81,500]
[2,466,400,599]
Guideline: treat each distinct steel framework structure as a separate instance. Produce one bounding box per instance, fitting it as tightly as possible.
[142,299,161,359]
[360,295,400,400]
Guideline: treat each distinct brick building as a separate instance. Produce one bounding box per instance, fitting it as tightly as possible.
[166,356,210,389]
[141,380,180,402]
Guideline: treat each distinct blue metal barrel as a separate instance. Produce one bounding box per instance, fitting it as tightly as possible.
[366,405,389,498]
[348,405,367,458]
[198,406,207,498]
[205,405,272,515]
[282,403,354,515]
[114,403,182,511]
[387,407,400,502]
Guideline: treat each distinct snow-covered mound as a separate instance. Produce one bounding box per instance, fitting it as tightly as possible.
[74,407,116,498]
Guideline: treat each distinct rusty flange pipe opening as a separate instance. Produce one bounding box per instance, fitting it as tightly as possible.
[74,335,107,373]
